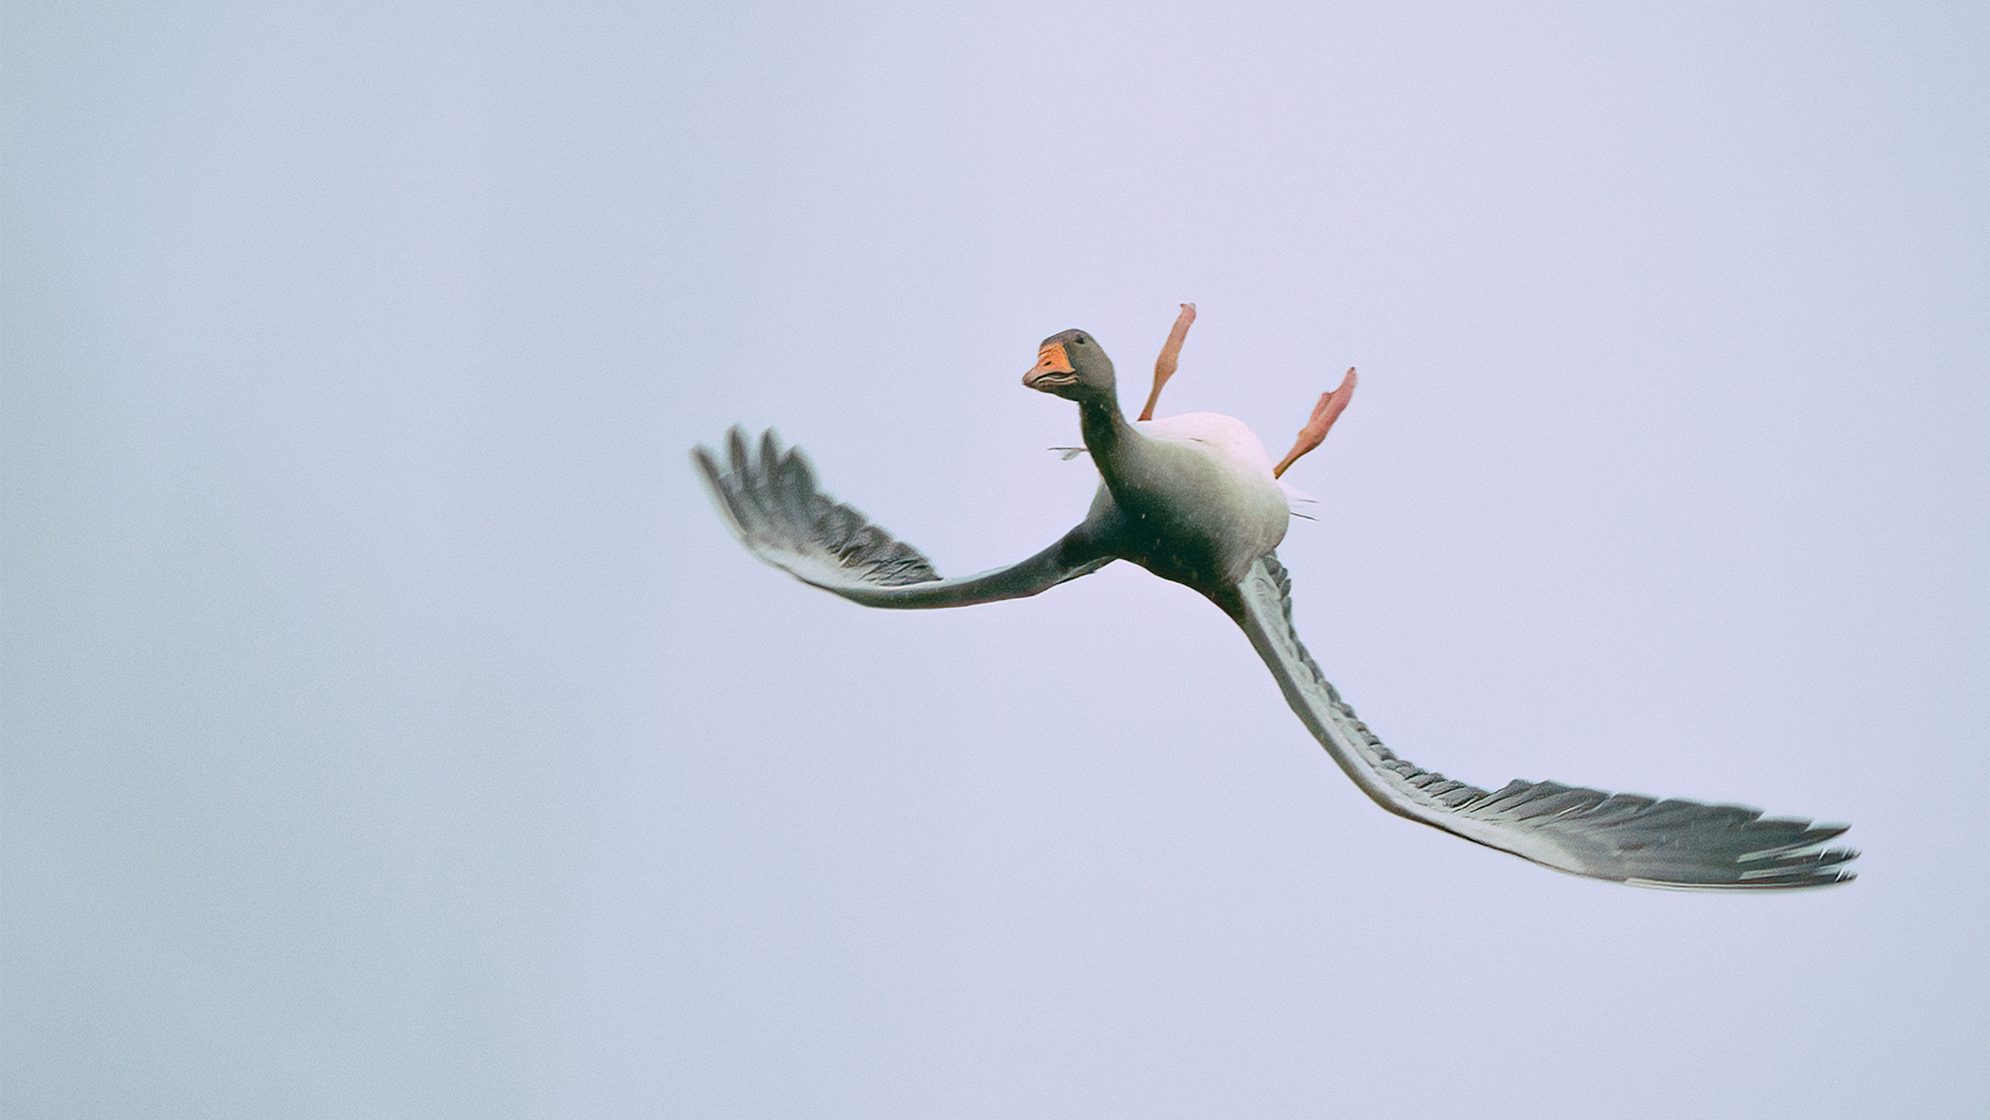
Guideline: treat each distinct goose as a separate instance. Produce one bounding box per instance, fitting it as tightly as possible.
[693,305,1856,890]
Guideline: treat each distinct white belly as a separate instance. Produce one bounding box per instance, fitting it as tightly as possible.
[1137,412,1277,474]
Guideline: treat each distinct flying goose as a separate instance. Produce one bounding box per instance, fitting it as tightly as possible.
[694,305,1856,889]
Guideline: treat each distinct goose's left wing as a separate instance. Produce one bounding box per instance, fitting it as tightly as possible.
[1222,553,1856,889]
[695,427,1113,609]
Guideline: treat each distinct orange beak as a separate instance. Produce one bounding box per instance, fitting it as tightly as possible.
[1023,343,1075,389]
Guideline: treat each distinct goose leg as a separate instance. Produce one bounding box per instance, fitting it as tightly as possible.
[1273,367,1357,478]
[1138,302,1197,422]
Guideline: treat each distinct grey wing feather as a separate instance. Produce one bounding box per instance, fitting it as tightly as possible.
[1226,553,1856,889]
[694,426,1112,609]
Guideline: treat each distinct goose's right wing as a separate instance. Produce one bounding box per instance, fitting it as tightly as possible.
[694,427,1113,609]
[1224,553,1856,889]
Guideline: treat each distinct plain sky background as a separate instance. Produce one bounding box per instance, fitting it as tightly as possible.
[6,2,1988,1116]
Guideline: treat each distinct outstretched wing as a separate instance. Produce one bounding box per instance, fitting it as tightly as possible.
[1223,553,1856,889]
[695,426,1113,609]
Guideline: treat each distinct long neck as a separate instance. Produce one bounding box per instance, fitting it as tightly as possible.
[1078,390,1145,496]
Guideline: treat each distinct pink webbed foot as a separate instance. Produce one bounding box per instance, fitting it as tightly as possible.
[1273,367,1356,479]
[1138,302,1197,423]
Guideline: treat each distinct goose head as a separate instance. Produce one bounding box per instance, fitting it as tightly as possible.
[1023,329,1115,403]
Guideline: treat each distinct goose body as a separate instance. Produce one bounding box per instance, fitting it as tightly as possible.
[694,317,1856,890]
[1078,411,1291,588]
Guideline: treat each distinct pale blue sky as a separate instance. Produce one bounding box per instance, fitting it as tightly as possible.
[6,3,1988,1116]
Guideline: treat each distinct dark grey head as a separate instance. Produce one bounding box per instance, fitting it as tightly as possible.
[1022,329,1116,402]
